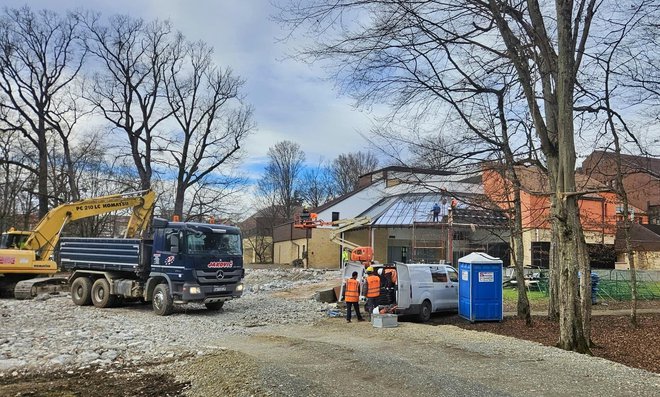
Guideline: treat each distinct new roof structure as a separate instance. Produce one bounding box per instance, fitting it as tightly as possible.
[359,192,507,228]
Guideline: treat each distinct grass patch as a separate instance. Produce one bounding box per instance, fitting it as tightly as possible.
[503,288,547,302]
[597,280,660,300]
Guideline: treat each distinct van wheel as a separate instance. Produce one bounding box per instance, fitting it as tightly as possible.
[91,278,117,308]
[152,283,173,316]
[418,300,432,323]
[205,301,224,311]
[71,277,92,306]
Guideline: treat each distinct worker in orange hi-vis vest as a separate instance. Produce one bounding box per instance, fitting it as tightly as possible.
[364,266,381,320]
[343,271,365,323]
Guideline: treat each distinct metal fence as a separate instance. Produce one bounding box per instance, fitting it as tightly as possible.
[592,269,660,301]
[504,268,660,301]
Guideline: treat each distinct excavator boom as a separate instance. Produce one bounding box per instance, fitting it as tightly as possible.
[0,189,155,298]
[22,190,155,262]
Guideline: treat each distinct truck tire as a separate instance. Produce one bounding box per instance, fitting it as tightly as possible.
[418,300,432,323]
[71,277,92,306]
[152,283,173,316]
[205,301,224,311]
[91,278,117,308]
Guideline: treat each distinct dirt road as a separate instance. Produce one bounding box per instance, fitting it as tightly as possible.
[167,319,659,397]
[2,268,658,396]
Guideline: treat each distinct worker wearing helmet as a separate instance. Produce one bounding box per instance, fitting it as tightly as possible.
[343,271,364,323]
[364,266,381,320]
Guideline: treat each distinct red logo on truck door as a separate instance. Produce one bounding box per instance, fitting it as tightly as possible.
[0,256,16,264]
[208,261,233,268]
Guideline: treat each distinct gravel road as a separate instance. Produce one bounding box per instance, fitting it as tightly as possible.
[0,268,338,375]
[1,268,658,396]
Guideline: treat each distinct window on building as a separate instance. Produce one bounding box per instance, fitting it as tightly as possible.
[531,242,550,268]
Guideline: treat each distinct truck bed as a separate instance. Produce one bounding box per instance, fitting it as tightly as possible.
[59,237,151,277]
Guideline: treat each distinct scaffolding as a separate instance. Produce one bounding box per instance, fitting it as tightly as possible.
[411,220,447,263]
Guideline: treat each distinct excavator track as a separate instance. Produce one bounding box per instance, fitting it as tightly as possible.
[13,277,69,300]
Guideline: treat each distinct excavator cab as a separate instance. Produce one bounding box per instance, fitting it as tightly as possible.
[0,230,30,249]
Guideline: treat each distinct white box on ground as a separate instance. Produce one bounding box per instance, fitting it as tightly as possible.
[372,313,398,328]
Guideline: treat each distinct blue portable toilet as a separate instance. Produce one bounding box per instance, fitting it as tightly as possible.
[458,252,503,322]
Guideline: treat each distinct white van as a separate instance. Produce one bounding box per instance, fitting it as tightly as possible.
[394,263,459,322]
[340,262,459,323]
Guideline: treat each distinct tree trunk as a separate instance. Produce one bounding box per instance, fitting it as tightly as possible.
[173,182,186,220]
[553,0,591,354]
[555,196,590,353]
[548,216,560,321]
[512,185,531,325]
[37,122,49,219]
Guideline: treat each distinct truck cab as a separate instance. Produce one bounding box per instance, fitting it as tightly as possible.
[149,220,244,307]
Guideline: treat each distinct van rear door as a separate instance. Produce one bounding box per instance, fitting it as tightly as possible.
[339,263,365,301]
[395,263,412,309]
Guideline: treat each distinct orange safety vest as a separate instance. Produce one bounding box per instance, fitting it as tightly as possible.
[345,278,360,303]
[366,275,381,298]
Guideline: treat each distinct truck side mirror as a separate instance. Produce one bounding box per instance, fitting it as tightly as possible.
[169,234,179,253]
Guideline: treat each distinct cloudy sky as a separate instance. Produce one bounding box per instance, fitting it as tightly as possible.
[4,0,380,178]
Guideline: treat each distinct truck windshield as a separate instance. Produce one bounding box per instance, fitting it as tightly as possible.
[186,232,241,256]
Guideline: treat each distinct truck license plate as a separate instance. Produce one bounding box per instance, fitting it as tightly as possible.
[213,286,227,292]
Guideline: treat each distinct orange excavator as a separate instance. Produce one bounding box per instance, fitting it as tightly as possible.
[294,212,374,265]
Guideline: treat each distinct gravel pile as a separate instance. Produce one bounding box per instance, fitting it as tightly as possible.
[0,268,340,376]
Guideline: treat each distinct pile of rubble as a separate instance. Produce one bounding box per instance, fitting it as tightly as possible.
[0,267,341,376]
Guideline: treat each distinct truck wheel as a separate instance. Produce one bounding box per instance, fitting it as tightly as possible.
[205,301,224,311]
[152,283,173,316]
[91,278,117,308]
[71,277,92,306]
[418,300,432,323]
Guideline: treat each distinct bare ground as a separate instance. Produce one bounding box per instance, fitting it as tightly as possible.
[1,281,658,396]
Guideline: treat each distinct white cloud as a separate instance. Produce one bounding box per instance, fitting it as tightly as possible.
[3,0,383,179]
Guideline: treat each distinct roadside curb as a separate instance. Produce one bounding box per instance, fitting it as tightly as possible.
[503,308,660,317]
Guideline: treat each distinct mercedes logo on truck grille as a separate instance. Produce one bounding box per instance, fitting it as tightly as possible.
[215,270,225,280]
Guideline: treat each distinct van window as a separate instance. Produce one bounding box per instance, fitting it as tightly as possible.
[431,269,448,283]
[447,268,458,282]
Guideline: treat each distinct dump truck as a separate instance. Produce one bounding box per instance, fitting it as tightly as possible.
[0,190,155,299]
[61,217,245,315]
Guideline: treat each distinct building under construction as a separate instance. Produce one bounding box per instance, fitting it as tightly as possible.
[272,166,510,268]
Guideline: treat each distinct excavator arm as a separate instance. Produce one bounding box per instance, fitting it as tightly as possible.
[23,189,156,261]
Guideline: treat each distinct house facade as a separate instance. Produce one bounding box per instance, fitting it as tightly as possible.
[581,151,660,225]
[615,224,660,270]
[483,165,648,268]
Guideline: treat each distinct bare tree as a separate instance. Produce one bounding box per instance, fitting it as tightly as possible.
[0,129,34,231]
[82,13,175,190]
[300,161,334,208]
[257,140,305,219]
[0,7,85,217]
[277,0,622,352]
[576,2,660,326]
[330,151,378,195]
[162,38,254,219]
